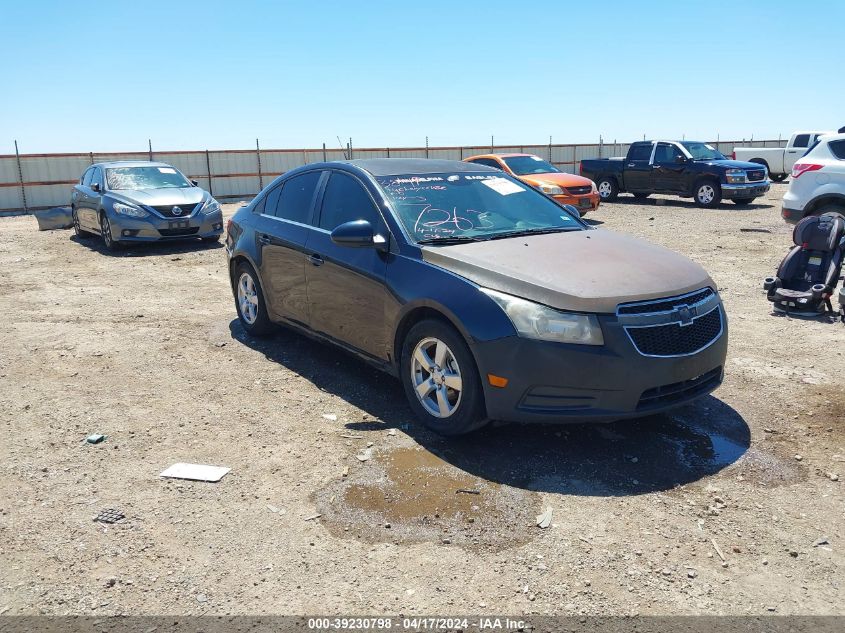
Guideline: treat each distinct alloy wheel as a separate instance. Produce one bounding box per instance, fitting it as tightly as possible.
[598,181,613,198]
[697,184,715,205]
[237,272,259,325]
[410,337,463,418]
[73,210,82,236]
[100,214,113,248]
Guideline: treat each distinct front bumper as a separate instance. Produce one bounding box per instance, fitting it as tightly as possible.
[551,192,600,215]
[720,181,770,199]
[108,209,224,241]
[471,309,728,424]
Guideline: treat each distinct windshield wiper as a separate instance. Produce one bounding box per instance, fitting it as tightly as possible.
[486,227,574,240]
[416,236,485,245]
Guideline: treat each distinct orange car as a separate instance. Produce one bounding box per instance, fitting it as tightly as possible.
[463,153,600,214]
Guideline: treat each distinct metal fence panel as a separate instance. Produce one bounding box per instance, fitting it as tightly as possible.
[0,138,787,212]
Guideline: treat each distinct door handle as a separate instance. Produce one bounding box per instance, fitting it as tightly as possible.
[258,233,271,245]
[308,254,324,267]
[627,163,635,167]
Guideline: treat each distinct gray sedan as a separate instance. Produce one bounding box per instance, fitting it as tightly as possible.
[71,161,224,250]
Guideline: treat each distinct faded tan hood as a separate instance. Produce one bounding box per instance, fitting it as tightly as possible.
[421,229,714,314]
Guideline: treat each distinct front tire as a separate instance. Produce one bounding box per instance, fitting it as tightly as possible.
[234,262,274,336]
[596,176,619,202]
[693,180,722,208]
[99,212,121,251]
[400,319,487,436]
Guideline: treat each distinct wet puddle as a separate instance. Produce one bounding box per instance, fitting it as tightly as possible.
[314,446,541,550]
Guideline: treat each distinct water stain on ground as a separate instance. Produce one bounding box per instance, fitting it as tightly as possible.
[314,446,541,550]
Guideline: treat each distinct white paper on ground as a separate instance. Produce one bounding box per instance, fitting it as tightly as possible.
[159,463,230,482]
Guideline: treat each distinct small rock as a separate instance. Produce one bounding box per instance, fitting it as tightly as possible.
[794,455,803,461]
[321,414,338,421]
[661,569,672,577]
[789,550,799,558]
[388,429,396,436]
[196,593,208,603]
[813,538,830,547]
[829,473,839,482]
[104,577,116,588]
[762,559,769,565]
[688,570,698,578]
[384,522,391,529]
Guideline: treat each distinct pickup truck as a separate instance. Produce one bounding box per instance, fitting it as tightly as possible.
[580,140,771,208]
[733,131,834,181]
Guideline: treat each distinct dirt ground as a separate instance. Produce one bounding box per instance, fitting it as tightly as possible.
[1,182,843,617]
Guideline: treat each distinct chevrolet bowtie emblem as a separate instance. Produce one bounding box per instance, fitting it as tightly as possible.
[675,304,694,326]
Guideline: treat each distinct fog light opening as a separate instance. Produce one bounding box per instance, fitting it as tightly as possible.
[487,374,509,388]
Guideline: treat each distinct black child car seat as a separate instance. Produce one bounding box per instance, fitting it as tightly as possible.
[764,213,845,314]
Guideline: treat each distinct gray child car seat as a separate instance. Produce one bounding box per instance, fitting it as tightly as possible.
[764,213,845,314]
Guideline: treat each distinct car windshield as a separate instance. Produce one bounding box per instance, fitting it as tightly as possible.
[106,166,190,190]
[375,172,584,243]
[681,142,726,161]
[502,155,560,175]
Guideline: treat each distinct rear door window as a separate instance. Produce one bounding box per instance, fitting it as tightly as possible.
[828,140,845,160]
[628,143,652,161]
[273,171,321,224]
[318,172,380,231]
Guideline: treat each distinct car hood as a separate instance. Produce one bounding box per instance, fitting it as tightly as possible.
[518,172,595,188]
[108,187,206,207]
[421,229,714,314]
[696,159,766,171]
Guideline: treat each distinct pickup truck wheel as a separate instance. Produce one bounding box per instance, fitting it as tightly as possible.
[597,177,618,201]
[633,192,650,200]
[693,180,722,208]
[770,174,787,182]
[732,197,756,206]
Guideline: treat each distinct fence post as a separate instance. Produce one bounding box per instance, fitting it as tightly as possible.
[491,135,494,153]
[572,145,577,174]
[256,138,263,190]
[322,142,327,162]
[387,147,390,158]
[598,136,603,159]
[148,139,153,161]
[205,149,213,196]
[460,146,464,159]
[14,140,28,213]
[89,151,94,165]
[349,137,353,160]
[549,136,552,162]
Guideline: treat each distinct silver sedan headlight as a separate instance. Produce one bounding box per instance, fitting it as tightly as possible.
[481,288,604,345]
[201,198,221,215]
[112,202,148,218]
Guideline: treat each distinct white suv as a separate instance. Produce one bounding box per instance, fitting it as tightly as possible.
[782,133,845,224]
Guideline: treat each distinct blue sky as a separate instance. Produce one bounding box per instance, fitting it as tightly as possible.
[2,0,843,153]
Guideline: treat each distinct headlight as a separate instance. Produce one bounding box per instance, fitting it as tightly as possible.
[202,198,221,215]
[112,202,148,218]
[725,169,746,184]
[481,288,604,345]
[538,183,564,195]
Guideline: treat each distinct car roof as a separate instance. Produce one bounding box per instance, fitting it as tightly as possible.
[817,132,845,142]
[92,160,175,169]
[347,158,498,176]
[464,153,543,160]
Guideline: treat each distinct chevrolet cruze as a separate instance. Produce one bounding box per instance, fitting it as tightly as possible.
[71,161,224,250]
[226,159,728,435]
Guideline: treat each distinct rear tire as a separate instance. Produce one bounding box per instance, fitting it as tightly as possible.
[72,208,94,238]
[731,198,756,206]
[234,261,274,337]
[400,319,487,436]
[693,180,722,208]
[596,176,619,202]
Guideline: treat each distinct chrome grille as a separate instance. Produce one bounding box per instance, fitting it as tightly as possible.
[618,287,714,315]
[566,185,592,195]
[151,203,199,218]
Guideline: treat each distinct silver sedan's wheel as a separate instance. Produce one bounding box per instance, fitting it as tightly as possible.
[237,272,259,325]
[410,337,463,419]
[696,184,715,205]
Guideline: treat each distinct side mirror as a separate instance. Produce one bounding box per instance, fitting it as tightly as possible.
[191,179,198,186]
[91,183,101,193]
[330,220,387,251]
[675,155,687,164]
